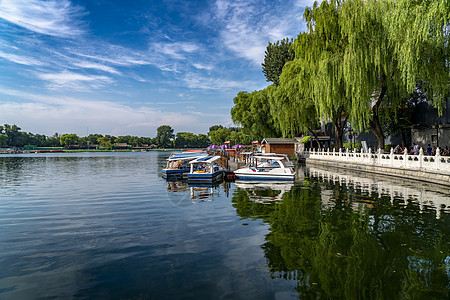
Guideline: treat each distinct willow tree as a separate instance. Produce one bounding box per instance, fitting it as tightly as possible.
[295,2,352,150]
[386,0,449,114]
[268,59,320,140]
[231,89,281,139]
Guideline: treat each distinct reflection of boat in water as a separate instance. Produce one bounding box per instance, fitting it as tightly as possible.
[188,183,221,203]
[162,152,207,178]
[166,180,189,193]
[234,156,295,181]
[235,181,294,203]
[188,156,223,183]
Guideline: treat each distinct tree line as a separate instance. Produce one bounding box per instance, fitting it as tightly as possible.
[231,0,449,150]
[0,124,254,149]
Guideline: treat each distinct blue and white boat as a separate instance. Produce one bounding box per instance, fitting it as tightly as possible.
[162,152,207,178]
[188,156,223,183]
[234,155,295,181]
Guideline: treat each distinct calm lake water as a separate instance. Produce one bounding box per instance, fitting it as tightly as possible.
[0,151,449,299]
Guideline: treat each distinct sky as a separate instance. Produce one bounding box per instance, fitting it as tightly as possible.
[0,0,315,138]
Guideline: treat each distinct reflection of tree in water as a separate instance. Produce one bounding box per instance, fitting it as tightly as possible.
[232,177,449,298]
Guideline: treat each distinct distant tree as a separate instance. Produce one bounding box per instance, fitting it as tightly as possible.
[60,134,80,148]
[261,37,295,86]
[45,133,61,147]
[156,125,175,148]
[209,127,231,145]
[1,124,22,146]
[231,89,281,139]
[0,133,7,147]
[97,136,112,149]
[197,134,210,148]
[208,125,224,134]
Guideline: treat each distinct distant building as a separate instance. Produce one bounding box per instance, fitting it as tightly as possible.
[261,138,297,155]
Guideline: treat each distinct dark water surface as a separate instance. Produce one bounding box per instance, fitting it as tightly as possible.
[0,152,448,299]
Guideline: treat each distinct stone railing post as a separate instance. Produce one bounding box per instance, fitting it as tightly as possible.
[419,147,423,168]
[436,147,441,170]
[403,148,408,167]
[345,148,349,161]
[377,148,382,164]
[390,148,394,166]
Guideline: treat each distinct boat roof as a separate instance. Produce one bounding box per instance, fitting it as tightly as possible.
[189,155,221,164]
[167,152,206,161]
[252,155,285,161]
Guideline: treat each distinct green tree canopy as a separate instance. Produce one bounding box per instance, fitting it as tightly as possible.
[261,37,295,86]
[156,125,175,148]
[60,133,80,148]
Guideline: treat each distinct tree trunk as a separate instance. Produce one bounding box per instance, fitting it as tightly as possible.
[369,114,385,152]
[307,127,323,149]
[333,108,348,151]
[369,73,387,152]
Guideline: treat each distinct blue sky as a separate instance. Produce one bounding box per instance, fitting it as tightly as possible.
[0,0,314,137]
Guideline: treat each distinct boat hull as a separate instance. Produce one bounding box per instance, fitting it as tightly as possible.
[187,170,223,182]
[234,173,294,181]
[234,168,295,181]
[162,168,190,178]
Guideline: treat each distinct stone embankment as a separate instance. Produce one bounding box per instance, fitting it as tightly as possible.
[302,148,450,186]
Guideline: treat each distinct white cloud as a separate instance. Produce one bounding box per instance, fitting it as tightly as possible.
[0,88,207,136]
[192,63,214,70]
[73,61,121,75]
[151,41,200,60]
[37,70,113,89]
[214,0,304,65]
[0,0,87,38]
[0,50,44,66]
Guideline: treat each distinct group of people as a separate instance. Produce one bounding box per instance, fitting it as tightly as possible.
[393,143,450,156]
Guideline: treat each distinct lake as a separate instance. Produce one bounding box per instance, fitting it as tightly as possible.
[0,151,448,299]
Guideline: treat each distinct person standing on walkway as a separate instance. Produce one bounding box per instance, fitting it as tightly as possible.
[413,143,419,155]
[427,144,432,155]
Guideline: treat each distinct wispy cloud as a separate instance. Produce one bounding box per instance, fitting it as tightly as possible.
[213,0,303,65]
[37,70,113,89]
[0,87,210,136]
[0,0,87,38]
[151,41,200,60]
[0,50,44,66]
[72,61,121,75]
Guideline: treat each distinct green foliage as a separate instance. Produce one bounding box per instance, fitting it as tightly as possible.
[156,125,175,148]
[97,136,112,149]
[343,142,362,150]
[386,0,449,113]
[174,132,210,148]
[301,136,311,144]
[231,89,281,139]
[0,133,7,147]
[208,127,231,145]
[261,37,295,86]
[60,133,80,148]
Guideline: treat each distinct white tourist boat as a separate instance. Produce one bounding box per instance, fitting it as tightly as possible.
[258,152,294,167]
[188,155,223,182]
[234,155,295,181]
[162,152,207,178]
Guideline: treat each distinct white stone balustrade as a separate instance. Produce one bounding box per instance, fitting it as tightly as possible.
[302,147,450,173]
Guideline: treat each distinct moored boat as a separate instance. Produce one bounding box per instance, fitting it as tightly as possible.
[234,155,295,181]
[162,152,207,178]
[187,155,223,183]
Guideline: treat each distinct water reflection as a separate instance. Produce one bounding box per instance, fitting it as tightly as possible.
[235,181,294,203]
[231,165,450,298]
[166,180,231,205]
[308,164,450,218]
